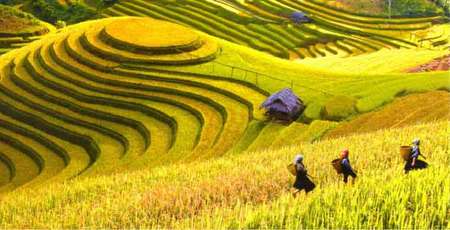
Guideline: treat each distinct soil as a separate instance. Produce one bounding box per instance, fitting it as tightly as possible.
[406,54,450,72]
[0,16,35,33]
[321,0,385,16]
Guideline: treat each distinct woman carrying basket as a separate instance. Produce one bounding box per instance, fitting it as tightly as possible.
[404,138,428,174]
[340,149,357,184]
[290,154,316,197]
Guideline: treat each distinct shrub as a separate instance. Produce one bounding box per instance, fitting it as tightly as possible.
[321,95,357,121]
[29,0,97,24]
[387,0,444,17]
[433,0,450,16]
[0,0,21,5]
[301,102,323,122]
[87,0,119,9]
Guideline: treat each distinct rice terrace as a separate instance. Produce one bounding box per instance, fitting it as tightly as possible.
[0,0,448,228]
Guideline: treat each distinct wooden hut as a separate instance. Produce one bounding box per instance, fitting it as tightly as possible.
[290,11,312,23]
[261,88,305,122]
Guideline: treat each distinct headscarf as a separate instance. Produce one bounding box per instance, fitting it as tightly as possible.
[293,154,304,164]
[412,138,420,145]
[340,149,349,158]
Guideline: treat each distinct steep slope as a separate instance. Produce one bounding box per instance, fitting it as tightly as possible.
[0,4,55,56]
[101,0,450,59]
[0,121,446,228]
[324,90,449,138]
[298,48,450,73]
[0,15,447,192]
[0,17,268,191]
[406,54,450,72]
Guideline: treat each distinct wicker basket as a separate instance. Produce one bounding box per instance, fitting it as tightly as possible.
[287,163,297,176]
[400,146,412,161]
[331,159,343,174]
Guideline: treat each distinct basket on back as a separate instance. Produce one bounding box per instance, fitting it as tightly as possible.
[287,163,297,176]
[331,159,343,174]
[400,146,412,161]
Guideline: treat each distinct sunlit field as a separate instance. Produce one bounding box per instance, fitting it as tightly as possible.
[0,0,448,228]
[0,121,447,228]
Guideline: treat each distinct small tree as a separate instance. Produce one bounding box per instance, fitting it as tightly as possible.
[387,0,392,19]
[56,20,66,29]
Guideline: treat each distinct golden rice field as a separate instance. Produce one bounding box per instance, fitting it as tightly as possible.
[0,121,447,228]
[0,16,445,192]
[325,90,450,138]
[0,17,272,191]
[298,48,450,74]
[103,0,450,59]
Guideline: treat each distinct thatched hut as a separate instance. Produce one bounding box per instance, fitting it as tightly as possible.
[290,11,312,23]
[261,88,305,122]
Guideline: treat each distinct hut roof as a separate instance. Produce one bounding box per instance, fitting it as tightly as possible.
[291,11,307,18]
[290,11,311,23]
[261,88,300,113]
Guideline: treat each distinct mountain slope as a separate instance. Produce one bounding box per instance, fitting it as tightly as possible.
[0,121,446,228]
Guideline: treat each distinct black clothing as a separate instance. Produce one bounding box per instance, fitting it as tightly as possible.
[404,159,428,174]
[343,170,357,183]
[341,158,357,183]
[293,163,316,193]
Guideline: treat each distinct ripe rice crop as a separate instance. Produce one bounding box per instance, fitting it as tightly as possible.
[0,121,446,228]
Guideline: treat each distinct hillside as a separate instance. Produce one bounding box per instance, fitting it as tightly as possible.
[315,0,444,17]
[0,1,448,228]
[0,121,447,228]
[0,0,104,24]
[0,17,270,189]
[0,16,448,191]
[0,4,55,55]
[324,90,449,138]
[102,0,449,59]
[298,48,450,73]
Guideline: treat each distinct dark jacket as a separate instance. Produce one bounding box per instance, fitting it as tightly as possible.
[293,162,315,192]
[341,158,357,183]
[404,145,428,173]
[341,158,355,174]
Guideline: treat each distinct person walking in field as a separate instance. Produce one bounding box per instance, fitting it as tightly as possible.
[290,154,316,197]
[404,138,428,174]
[339,149,357,184]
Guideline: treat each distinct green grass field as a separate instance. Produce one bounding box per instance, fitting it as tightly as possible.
[0,0,448,228]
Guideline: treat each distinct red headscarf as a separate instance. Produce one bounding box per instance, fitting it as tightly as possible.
[340,149,349,158]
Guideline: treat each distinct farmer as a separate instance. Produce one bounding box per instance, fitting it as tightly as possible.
[404,138,428,174]
[340,149,357,184]
[292,154,316,196]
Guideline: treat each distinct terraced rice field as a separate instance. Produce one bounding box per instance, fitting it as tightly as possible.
[0,121,447,228]
[324,90,450,138]
[0,17,270,191]
[0,2,448,228]
[298,48,450,73]
[102,0,449,59]
[0,34,51,56]
[232,91,450,151]
[0,6,55,56]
